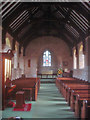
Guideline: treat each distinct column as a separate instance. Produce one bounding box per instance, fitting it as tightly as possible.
[88,37,90,82]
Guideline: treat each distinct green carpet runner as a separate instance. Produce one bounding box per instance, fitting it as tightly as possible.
[2,79,76,119]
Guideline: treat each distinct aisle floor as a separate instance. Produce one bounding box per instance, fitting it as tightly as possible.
[2,81,77,119]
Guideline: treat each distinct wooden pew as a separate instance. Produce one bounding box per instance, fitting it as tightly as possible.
[57,77,76,80]
[75,94,90,118]
[56,77,78,95]
[56,77,90,119]
[56,77,88,95]
[66,84,90,105]
[70,89,90,110]
[58,81,89,102]
[56,78,90,102]
[22,88,32,101]
[57,78,89,98]
[56,77,76,88]
[81,99,90,119]
[12,78,40,101]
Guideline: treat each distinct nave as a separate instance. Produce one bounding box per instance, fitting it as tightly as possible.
[0,1,90,120]
[2,79,76,119]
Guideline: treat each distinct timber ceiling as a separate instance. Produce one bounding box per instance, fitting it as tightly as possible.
[1,1,90,49]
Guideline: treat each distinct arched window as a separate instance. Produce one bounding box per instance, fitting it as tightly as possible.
[73,49,77,69]
[5,59,11,82]
[14,42,18,68]
[6,37,11,48]
[43,50,51,66]
[79,44,85,69]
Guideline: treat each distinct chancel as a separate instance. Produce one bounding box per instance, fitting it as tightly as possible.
[0,1,90,120]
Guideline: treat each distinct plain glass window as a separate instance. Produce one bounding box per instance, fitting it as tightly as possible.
[79,44,85,69]
[73,49,77,69]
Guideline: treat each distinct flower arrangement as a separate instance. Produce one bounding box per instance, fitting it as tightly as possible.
[57,68,63,77]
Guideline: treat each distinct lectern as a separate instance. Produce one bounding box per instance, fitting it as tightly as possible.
[16,91,25,108]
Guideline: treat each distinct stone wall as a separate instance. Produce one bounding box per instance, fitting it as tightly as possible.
[4,34,89,82]
[0,26,2,110]
[88,37,90,82]
[25,36,73,77]
[12,47,24,80]
[1,32,24,80]
[73,38,89,81]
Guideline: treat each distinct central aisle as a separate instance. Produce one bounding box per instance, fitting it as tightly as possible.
[3,80,76,119]
[31,82,76,119]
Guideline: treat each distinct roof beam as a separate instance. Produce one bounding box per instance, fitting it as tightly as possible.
[2,2,21,21]
[72,3,89,21]
[55,4,88,39]
[2,3,24,28]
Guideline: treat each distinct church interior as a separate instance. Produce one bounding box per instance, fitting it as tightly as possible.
[0,1,90,120]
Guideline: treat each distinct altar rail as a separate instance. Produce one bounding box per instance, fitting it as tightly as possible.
[37,74,57,79]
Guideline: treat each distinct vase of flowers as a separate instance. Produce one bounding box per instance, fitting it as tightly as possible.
[57,68,63,77]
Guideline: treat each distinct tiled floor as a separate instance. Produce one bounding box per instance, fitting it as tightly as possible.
[2,80,77,119]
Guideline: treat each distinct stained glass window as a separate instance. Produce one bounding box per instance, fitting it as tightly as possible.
[43,50,51,66]
[6,37,11,48]
[15,41,18,51]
